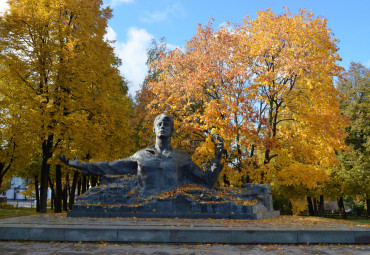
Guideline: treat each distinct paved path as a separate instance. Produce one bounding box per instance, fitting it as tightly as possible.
[0,242,369,254]
[1,214,369,244]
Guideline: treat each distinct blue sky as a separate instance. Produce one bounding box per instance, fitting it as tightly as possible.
[1,0,369,96]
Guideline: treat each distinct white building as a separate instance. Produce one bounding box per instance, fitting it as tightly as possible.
[1,177,51,200]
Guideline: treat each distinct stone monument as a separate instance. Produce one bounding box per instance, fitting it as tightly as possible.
[60,113,279,219]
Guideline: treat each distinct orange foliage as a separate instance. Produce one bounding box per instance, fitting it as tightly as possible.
[137,9,348,190]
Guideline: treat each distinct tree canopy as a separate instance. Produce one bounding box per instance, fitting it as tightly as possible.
[137,9,348,196]
[0,0,135,212]
[336,62,369,199]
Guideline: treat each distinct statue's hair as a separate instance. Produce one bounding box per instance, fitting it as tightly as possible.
[153,113,174,132]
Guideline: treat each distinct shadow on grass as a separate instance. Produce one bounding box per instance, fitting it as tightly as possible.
[0,203,54,218]
[323,214,370,224]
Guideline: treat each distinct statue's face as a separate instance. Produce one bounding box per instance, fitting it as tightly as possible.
[154,116,172,139]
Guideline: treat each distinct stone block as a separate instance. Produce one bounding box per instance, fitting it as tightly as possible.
[64,228,117,242]
[170,229,231,243]
[30,227,65,241]
[231,230,297,244]
[354,231,370,244]
[117,229,170,242]
[298,231,355,244]
[0,227,30,241]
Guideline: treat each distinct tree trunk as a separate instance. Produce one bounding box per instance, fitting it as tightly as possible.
[91,176,97,187]
[319,195,325,217]
[307,196,314,216]
[313,198,318,216]
[69,171,79,210]
[81,175,87,194]
[40,135,53,213]
[288,201,293,215]
[0,163,4,190]
[86,176,90,191]
[47,177,54,211]
[62,173,69,211]
[34,175,40,212]
[366,197,370,218]
[50,194,54,210]
[0,158,13,190]
[338,196,347,219]
[40,159,50,213]
[77,176,81,196]
[54,164,62,213]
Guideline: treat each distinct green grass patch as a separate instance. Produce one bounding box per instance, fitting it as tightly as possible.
[350,219,370,224]
[0,203,56,218]
[0,207,38,218]
[325,214,370,224]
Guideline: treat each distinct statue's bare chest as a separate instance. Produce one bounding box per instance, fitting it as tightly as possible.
[136,150,186,193]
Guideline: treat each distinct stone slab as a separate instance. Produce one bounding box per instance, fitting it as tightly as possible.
[170,229,232,243]
[354,231,370,244]
[231,230,297,244]
[117,229,170,242]
[2,226,369,244]
[64,228,117,242]
[298,231,355,244]
[0,227,30,241]
[30,227,65,242]
[1,215,369,244]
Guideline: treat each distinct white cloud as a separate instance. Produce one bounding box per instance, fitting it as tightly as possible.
[104,25,117,42]
[105,26,181,97]
[0,1,9,15]
[114,27,154,96]
[140,3,185,23]
[109,0,133,7]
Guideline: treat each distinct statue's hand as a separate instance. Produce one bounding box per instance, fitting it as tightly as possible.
[58,154,80,168]
[212,133,224,161]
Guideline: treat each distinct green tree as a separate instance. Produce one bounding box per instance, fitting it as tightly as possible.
[336,62,370,216]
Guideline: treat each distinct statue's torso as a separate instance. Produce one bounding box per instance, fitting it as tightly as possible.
[133,147,192,195]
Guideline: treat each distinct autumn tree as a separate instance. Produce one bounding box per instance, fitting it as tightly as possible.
[0,110,16,190]
[0,71,36,191]
[134,38,171,148]
[0,0,135,212]
[139,9,347,205]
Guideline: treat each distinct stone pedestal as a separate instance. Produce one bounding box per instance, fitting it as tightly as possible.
[68,175,279,219]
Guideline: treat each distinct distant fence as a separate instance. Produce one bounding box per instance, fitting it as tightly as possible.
[6,200,36,208]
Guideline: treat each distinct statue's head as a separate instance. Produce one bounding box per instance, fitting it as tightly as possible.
[153,113,174,138]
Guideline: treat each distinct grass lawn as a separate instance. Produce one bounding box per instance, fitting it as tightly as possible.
[0,207,39,218]
[324,215,370,224]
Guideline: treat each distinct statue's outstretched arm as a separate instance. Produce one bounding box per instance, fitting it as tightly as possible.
[59,155,137,176]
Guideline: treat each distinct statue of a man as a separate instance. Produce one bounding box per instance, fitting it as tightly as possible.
[59,113,224,195]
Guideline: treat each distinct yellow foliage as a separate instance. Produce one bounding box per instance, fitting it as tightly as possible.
[136,9,348,191]
[0,0,136,183]
[289,197,307,215]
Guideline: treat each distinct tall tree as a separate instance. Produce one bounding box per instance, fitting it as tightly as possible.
[0,0,135,212]
[134,38,171,148]
[336,62,370,216]
[140,9,347,194]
